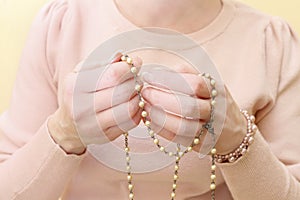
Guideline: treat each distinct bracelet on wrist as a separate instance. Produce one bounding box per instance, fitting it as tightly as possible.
[214,109,257,163]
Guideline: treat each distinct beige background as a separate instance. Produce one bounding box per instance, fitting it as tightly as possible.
[0,0,299,113]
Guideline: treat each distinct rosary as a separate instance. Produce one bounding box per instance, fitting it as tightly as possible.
[120,54,257,200]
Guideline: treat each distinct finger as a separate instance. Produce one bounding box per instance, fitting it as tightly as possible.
[94,78,140,112]
[142,86,211,120]
[105,110,142,141]
[149,121,197,147]
[97,95,140,131]
[144,104,203,138]
[141,69,210,98]
[74,56,142,93]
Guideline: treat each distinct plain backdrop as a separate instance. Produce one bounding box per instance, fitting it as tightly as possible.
[0,0,299,113]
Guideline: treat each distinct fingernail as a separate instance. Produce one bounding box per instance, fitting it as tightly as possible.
[110,52,122,63]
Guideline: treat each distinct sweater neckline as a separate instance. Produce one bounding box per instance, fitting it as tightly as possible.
[109,0,236,44]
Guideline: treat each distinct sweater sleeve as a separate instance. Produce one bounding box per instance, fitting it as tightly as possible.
[217,18,300,199]
[0,1,85,199]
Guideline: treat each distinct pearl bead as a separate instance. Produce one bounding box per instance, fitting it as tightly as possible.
[187,147,192,152]
[178,152,184,157]
[139,101,145,108]
[129,193,134,200]
[168,152,173,157]
[126,57,133,65]
[126,157,131,162]
[160,146,165,152]
[229,156,236,163]
[141,111,148,118]
[248,136,254,144]
[131,67,137,74]
[127,175,132,181]
[205,73,210,78]
[172,183,177,189]
[193,138,200,145]
[126,166,131,171]
[174,165,179,171]
[153,138,159,145]
[211,148,217,155]
[135,84,141,91]
[211,165,216,171]
[210,79,216,86]
[128,184,133,190]
[252,124,258,132]
[121,55,127,61]
[149,130,154,137]
[211,100,216,106]
[173,175,178,180]
[210,174,216,180]
[171,192,176,198]
[125,147,130,152]
[250,115,256,123]
[210,183,216,190]
[211,89,217,97]
[145,120,151,127]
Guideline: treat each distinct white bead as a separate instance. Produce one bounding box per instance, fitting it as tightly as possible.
[211,100,216,106]
[187,147,192,152]
[135,84,141,91]
[126,157,131,162]
[211,148,217,155]
[153,138,159,145]
[252,124,258,132]
[121,55,127,61]
[171,192,176,198]
[129,193,134,200]
[172,183,177,189]
[174,165,179,171]
[126,166,131,171]
[210,79,216,86]
[248,136,254,144]
[128,184,133,190]
[211,165,216,171]
[193,138,200,145]
[126,57,133,64]
[229,156,236,163]
[173,174,178,180]
[178,152,184,157]
[127,175,132,181]
[250,115,256,123]
[149,130,154,137]
[205,73,210,78]
[141,111,148,117]
[160,146,165,152]
[145,120,151,127]
[139,101,145,108]
[210,183,216,190]
[131,67,137,74]
[168,152,173,157]
[211,89,217,97]
[210,174,216,180]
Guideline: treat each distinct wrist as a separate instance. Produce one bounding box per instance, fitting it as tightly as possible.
[214,110,257,163]
[47,115,86,155]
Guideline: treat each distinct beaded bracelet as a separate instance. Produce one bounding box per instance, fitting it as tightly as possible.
[214,110,257,163]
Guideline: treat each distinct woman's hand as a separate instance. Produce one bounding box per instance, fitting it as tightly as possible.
[48,54,143,155]
[141,67,247,154]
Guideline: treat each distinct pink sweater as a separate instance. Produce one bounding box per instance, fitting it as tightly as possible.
[0,0,300,199]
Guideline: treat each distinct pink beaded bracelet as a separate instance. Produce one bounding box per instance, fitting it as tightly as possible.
[214,109,257,163]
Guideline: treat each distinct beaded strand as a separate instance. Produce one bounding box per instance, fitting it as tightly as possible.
[121,54,218,200]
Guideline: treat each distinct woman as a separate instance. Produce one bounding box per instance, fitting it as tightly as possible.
[0,0,299,199]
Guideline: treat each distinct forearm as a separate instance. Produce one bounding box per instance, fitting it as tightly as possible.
[0,119,85,200]
[218,132,300,200]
